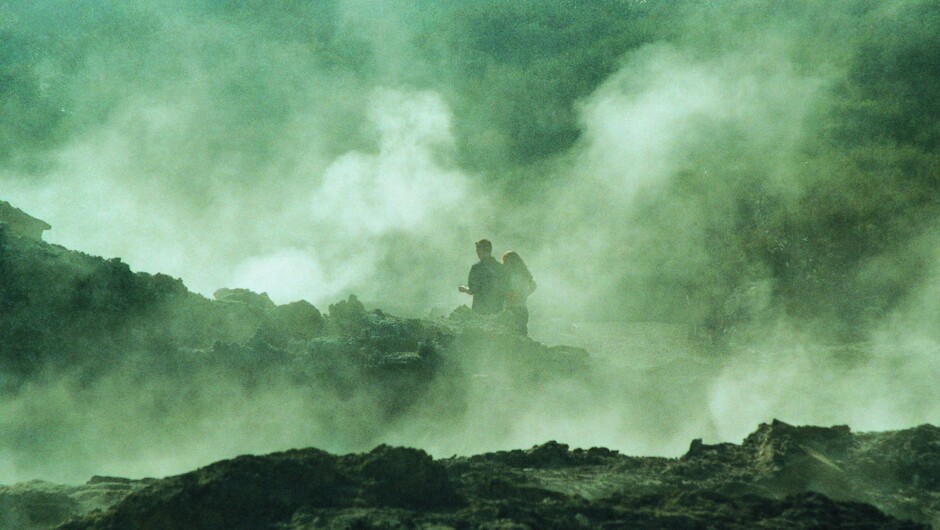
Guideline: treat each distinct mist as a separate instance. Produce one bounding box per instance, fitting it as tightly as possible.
[1,0,939,484]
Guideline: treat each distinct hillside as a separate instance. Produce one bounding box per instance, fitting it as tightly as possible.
[2,216,939,528]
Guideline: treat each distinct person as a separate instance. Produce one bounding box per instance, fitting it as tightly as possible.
[501,251,536,334]
[459,239,505,315]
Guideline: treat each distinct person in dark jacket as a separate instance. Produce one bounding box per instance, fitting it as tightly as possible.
[459,239,505,315]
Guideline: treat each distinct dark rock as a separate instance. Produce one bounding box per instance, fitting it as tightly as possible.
[852,424,940,490]
[59,449,343,530]
[265,299,325,341]
[328,294,367,334]
[0,201,51,241]
[352,445,459,509]
[7,421,935,529]
[0,478,147,530]
[59,446,458,530]
[743,419,855,474]
[0,483,78,530]
[212,287,276,309]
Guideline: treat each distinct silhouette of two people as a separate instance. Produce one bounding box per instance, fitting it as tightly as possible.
[459,239,536,334]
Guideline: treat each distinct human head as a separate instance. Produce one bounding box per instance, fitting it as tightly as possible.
[501,250,524,270]
[475,239,492,259]
[501,251,531,277]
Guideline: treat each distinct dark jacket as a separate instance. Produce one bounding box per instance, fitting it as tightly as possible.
[468,256,505,315]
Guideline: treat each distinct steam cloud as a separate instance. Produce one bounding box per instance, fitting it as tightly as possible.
[1,0,939,482]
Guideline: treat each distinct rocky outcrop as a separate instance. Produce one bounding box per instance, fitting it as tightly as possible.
[0,201,51,241]
[1,216,938,529]
[0,226,590,388]
[56,446,457,530]
[671,420,940,526]
[0,477,150,530]
[19,421,931,529]
[213,288,276,309]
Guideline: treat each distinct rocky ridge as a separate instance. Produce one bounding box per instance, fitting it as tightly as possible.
[1,215,939,528]
[0,420,935,529]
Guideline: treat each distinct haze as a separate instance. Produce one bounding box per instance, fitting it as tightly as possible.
[1,0,938,483]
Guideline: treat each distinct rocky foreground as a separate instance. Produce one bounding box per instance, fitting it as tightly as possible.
[0,420,935,529]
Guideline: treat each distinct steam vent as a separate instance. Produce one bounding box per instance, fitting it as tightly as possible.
[0,200,51,240]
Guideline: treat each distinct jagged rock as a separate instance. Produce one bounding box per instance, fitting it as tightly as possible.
[674,420,940,525]
[352,445,459,508]
[463,441,584,470]
[0,482,78,530]
[0,201,51,241]
[851,424,940,490]
[59,446,457,530]
[0,477,148,530]
[743,419,854,473]
[53,423,937,529]
[328,294,367,334]
[212,287,276,309]
[265,300,325,341]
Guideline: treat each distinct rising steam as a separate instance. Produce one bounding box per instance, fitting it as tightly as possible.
[1,0,938,483]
